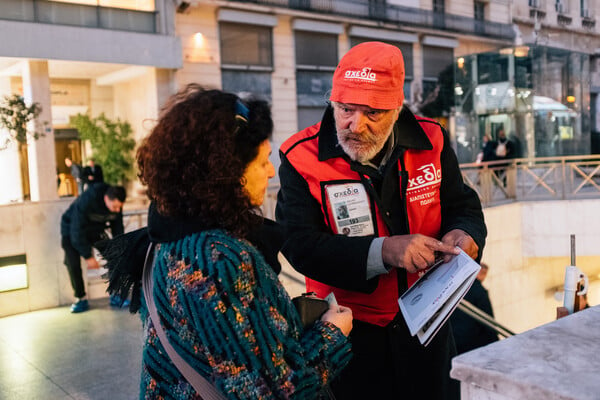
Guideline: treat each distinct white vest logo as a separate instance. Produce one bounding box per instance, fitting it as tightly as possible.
[407,163,442,191]
[407,163,441,206]
[344,68,377,82]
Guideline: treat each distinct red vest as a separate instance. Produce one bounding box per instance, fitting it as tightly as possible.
[282,118,444,326]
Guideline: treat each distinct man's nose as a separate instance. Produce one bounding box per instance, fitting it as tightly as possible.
[349,112,368,133]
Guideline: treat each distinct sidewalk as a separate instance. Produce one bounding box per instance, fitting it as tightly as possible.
[0,298,142,400]
[0,259,305,400]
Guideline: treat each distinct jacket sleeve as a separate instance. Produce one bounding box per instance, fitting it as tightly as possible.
[110,213,124,237]
[439,129,487,260]
[276,152,378,293]
[152,236,352,399]
[69,191,95,259]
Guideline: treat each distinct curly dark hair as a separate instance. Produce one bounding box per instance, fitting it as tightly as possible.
[137,84,273,237]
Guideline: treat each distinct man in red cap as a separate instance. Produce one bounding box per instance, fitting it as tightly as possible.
[276,41,486,399]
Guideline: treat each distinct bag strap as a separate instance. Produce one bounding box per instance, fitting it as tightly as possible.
[142,244,227,400]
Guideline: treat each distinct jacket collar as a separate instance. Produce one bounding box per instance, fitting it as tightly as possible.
[317,106,433,162]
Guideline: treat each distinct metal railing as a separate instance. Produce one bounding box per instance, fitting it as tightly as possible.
[122,155,600,226]
[0,0,157,33]
[260,155,600,216]
[460,155,600,207]
[230,0,514,41]
[458,299,515,338]
[123,208,148,232]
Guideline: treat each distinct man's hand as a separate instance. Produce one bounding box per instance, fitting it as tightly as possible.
[441,229,479,261]
[85,257,100,270]
[382,234,460,273]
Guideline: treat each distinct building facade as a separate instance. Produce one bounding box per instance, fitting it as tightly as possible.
[1,0,600,317]
[454,0,600,162]
[0,0,181,204]
[0,0,181,314]
[173,0,515,172]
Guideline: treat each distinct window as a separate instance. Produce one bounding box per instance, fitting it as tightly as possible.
[474,1,485,34]
[350,37,413,101]
[220,23,272,67]
[581,0,590,17]
[474,1,485,20]
[220,22,273,99]
[422,45,453,100]
[477,53,509,84]
[50,0,155,11]
[368,0,386,19]
[295,31,338,129]
[433,0,445,28]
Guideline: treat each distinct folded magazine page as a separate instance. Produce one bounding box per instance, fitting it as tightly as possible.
[398,249,481,346]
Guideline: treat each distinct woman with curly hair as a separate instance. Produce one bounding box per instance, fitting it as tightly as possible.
[102,85,352,399]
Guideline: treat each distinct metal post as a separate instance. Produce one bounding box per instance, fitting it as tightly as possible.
[570,234,576,266]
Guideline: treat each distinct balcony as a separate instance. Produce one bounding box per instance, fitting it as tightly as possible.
[528,0,546,19]
[582,8,596,29]
[0,0,157,33]
[555,2,572,25]
[229,0,515,41]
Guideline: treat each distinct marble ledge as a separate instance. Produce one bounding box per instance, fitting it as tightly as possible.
[451,305,600,400]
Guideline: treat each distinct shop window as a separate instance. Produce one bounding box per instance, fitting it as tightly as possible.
[220,22,273,99]
[295,31,337,129]
[422,45,453,100]
[477,53,509,84]
[220,22,272,67]
[221,71,272,101]
[296,31,338,67]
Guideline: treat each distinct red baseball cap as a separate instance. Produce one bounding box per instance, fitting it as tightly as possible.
[330,42,405,110]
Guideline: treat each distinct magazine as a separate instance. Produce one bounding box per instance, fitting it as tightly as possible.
[397,249,481,346]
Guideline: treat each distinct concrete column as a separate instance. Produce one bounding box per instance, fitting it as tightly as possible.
[22,60,57,202]
[0,76,24,204]
[412,41,423,104]
[155,68,177,111]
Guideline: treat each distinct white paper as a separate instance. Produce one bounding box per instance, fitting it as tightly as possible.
[398,249,481,346]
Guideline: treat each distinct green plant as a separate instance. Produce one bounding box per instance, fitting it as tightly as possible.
[70,113,136,185]
[0,94,46,149]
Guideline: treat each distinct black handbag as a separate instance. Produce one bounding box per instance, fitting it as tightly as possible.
[292,293,330,328]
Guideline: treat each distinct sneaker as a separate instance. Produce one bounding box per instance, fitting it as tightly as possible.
[110,294,131,308]
[70,299,89,313]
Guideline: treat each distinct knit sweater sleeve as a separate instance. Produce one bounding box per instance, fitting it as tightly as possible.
[148,230,351,400]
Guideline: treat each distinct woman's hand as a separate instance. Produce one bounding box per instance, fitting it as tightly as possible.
[321,305,353,337]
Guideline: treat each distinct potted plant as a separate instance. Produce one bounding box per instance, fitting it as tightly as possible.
[69,113,136,186]
[0,94,47,200]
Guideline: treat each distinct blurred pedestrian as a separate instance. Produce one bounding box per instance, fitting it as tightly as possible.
[64,157,84,195]
[60,183,126,313]
[83,157,104,188]
[451,263,498,354]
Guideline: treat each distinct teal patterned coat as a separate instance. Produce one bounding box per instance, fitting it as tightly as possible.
[140,230,351,399]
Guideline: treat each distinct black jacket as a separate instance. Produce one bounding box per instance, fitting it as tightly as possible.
[276,106,487,294]
[276,106,484,400]
[60,183,123,259]
[83,164,104,185]
[450,279,499,354]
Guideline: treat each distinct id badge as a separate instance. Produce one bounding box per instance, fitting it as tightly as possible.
[325,183,374,237]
